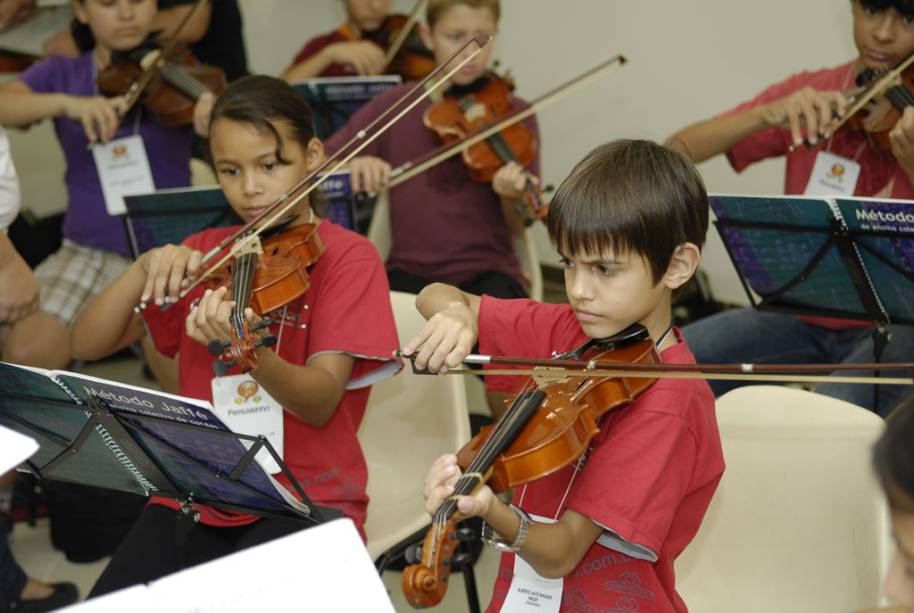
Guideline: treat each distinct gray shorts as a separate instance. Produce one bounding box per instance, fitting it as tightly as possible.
[34,240,131,326]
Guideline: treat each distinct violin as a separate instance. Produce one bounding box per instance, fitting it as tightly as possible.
[402,325,658,608]
[0,48,38,73]
[423,72,547,224]
[206,219,325,375]
[822,52,914,149]
[360,13,436,81]
[97,42,226,129]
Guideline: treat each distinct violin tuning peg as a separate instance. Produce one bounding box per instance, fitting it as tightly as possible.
[449,553,472,569]
[252,318,274,332]
[257,334,278,349]
[456,527,477,542]
[405,543,422,565]
[212,359,234,377]
[208,339,229,356]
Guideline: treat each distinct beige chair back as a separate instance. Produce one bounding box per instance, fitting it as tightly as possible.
[367,189,543,300]
[675,386,890,612]
[358,291,472,560]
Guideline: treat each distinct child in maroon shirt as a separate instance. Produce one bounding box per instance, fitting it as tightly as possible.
[404,139,724,612]
[281,0,393,81]
[327,0,540,299]
[72,75,399,596]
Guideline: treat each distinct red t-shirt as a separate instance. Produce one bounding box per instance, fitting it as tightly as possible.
[723,62,897,329]
[291,28,357,78]
[478,296,724,612]
[141,221,400,538]
[324,81,539,286]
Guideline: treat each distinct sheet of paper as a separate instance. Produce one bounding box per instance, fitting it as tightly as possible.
[58,586,153,612]
[151,518,393,612]
[0,425,38,474]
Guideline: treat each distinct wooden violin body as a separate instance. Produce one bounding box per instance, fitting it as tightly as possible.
[207,222,325,374]
[97,47,226,128]
[839,64,914,149]
[402,326,659,608]
[422,74,546,222]
[367,14,436,81]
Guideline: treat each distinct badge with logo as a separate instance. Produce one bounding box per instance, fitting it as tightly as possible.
[211,374,284,474]
[92,134,156,215]
[804,151,861,196]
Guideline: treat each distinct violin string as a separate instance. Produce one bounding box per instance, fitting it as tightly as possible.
[159,63,208,99]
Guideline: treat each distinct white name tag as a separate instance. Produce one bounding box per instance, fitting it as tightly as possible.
[803,151,860,196]
[501,514,562,612]
[92,134,156,215]
[211,374,284,474]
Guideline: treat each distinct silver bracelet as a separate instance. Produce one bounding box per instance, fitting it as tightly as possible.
[481,504,530,553]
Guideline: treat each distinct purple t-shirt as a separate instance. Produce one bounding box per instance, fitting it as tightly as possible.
[21,52,193,256]
[324,82,539,286]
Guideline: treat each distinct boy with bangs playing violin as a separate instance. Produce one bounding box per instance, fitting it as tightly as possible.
[282,0,395,80]
[404,139,725,612]
[666,0,914,416]
[322,0,541,300]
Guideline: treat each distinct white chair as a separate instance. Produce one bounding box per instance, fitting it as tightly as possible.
[358,290,472,562]
[675,386,891,613]
[366,189,544,301]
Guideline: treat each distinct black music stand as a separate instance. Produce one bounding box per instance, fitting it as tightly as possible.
[710,194,914,406]
[0,363,325,523]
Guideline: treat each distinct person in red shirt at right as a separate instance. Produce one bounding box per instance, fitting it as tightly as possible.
[281,0,393,81]
[666,0,914,416]
[404,139,724,612]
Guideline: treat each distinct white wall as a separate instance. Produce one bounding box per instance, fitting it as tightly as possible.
[7,0,859,303]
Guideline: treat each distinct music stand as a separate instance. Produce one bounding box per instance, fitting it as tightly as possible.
[292,76,401,139]
[0,363,324,523]
[710,194,914,406]
[122,179,361,258]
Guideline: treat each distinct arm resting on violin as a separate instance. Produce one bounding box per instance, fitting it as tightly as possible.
[70,261,148,361]
[665,107,770,163]
[249,350,354,427]
[484,499,604,579]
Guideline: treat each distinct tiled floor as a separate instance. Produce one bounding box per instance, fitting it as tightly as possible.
[7,355,502,611]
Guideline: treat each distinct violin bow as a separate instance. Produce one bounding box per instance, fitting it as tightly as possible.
[382,0,428,69]
[137,35,492,312]
[384,54,628,188]
[394,350,914,386]
[119,0,209,114]
[819,50,914,143]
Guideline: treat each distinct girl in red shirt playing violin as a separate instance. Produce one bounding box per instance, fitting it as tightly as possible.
[71,75,399,596]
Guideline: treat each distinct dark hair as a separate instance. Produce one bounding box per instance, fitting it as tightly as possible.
[857,0,914,19]
[874,396,914,512]
[209,75,324,212]
[209,75,318,164]
[546,139,709,284]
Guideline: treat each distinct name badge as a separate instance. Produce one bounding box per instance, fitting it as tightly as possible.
[803,151,861,196]
[501,514,563,612]
[211,374,284,474]
[92,134,156,215]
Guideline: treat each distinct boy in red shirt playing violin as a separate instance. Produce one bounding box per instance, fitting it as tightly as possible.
[666,0,914,415]
[404,140,724,612]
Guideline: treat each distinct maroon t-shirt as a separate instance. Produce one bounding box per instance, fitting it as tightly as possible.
[291,29,357,78]
[325,81,539,286]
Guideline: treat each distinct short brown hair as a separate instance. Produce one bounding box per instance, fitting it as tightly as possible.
[874,396,914,513]
[426,0,500,28]
[546,139,709,284]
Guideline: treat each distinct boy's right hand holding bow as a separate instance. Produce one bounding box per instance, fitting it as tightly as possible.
[401,283,481,374]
